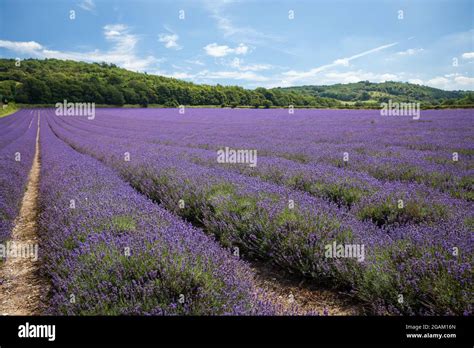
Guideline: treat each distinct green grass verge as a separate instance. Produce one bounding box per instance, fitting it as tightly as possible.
[0,103,19,118]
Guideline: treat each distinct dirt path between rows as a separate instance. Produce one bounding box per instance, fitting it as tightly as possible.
[251,260,363,315]
[0,113,48,315]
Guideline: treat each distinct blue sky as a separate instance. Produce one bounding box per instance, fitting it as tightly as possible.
[0,0,473,90]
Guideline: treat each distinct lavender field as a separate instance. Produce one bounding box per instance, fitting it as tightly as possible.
[1,108,473,316]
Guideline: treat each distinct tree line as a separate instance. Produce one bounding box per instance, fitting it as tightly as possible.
[0,59,340,107]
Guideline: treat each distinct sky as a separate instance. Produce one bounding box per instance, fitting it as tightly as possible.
[0,0,473,90]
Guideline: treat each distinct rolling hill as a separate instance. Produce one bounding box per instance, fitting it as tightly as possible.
[276,81,474,106]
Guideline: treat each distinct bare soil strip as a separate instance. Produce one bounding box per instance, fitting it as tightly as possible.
[0,112,48,315]
[251,260,363,315]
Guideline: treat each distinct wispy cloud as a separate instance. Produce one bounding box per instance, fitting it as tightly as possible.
[282,42,399,83]
[228,57,272,71]
[185,59,205,66]
[78,0,95,12]
[203,0,283,45]
[203,43,249,57]
[103,24,138,54]
[334,42,399,65]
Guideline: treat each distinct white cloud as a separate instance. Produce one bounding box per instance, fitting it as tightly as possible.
[204,43,231,57]
[408,79,424,85]
[0,40,43,54]
[425,73,474,90]
[234,44,249,55]
[454,75,474,86]
[462,52,474,59]
[396,48,424,56]
[158,33,180,50]
[158,27,181,50]
[203,43,249,57]
[333,58,350,67]
[78,0,95,12]
[426,77,450,89]
[0,24,160,72]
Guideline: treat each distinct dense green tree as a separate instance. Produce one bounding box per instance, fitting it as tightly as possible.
[262,100,272,108]
[103,85,125,105]
[21,77,51,103]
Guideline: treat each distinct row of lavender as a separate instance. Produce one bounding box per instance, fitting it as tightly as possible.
[0,109,35,150]
[59,108,473,200]
[0,110,38,243]
[46,110,472,315]
[38,115,276,315]
[52,116,472,230]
